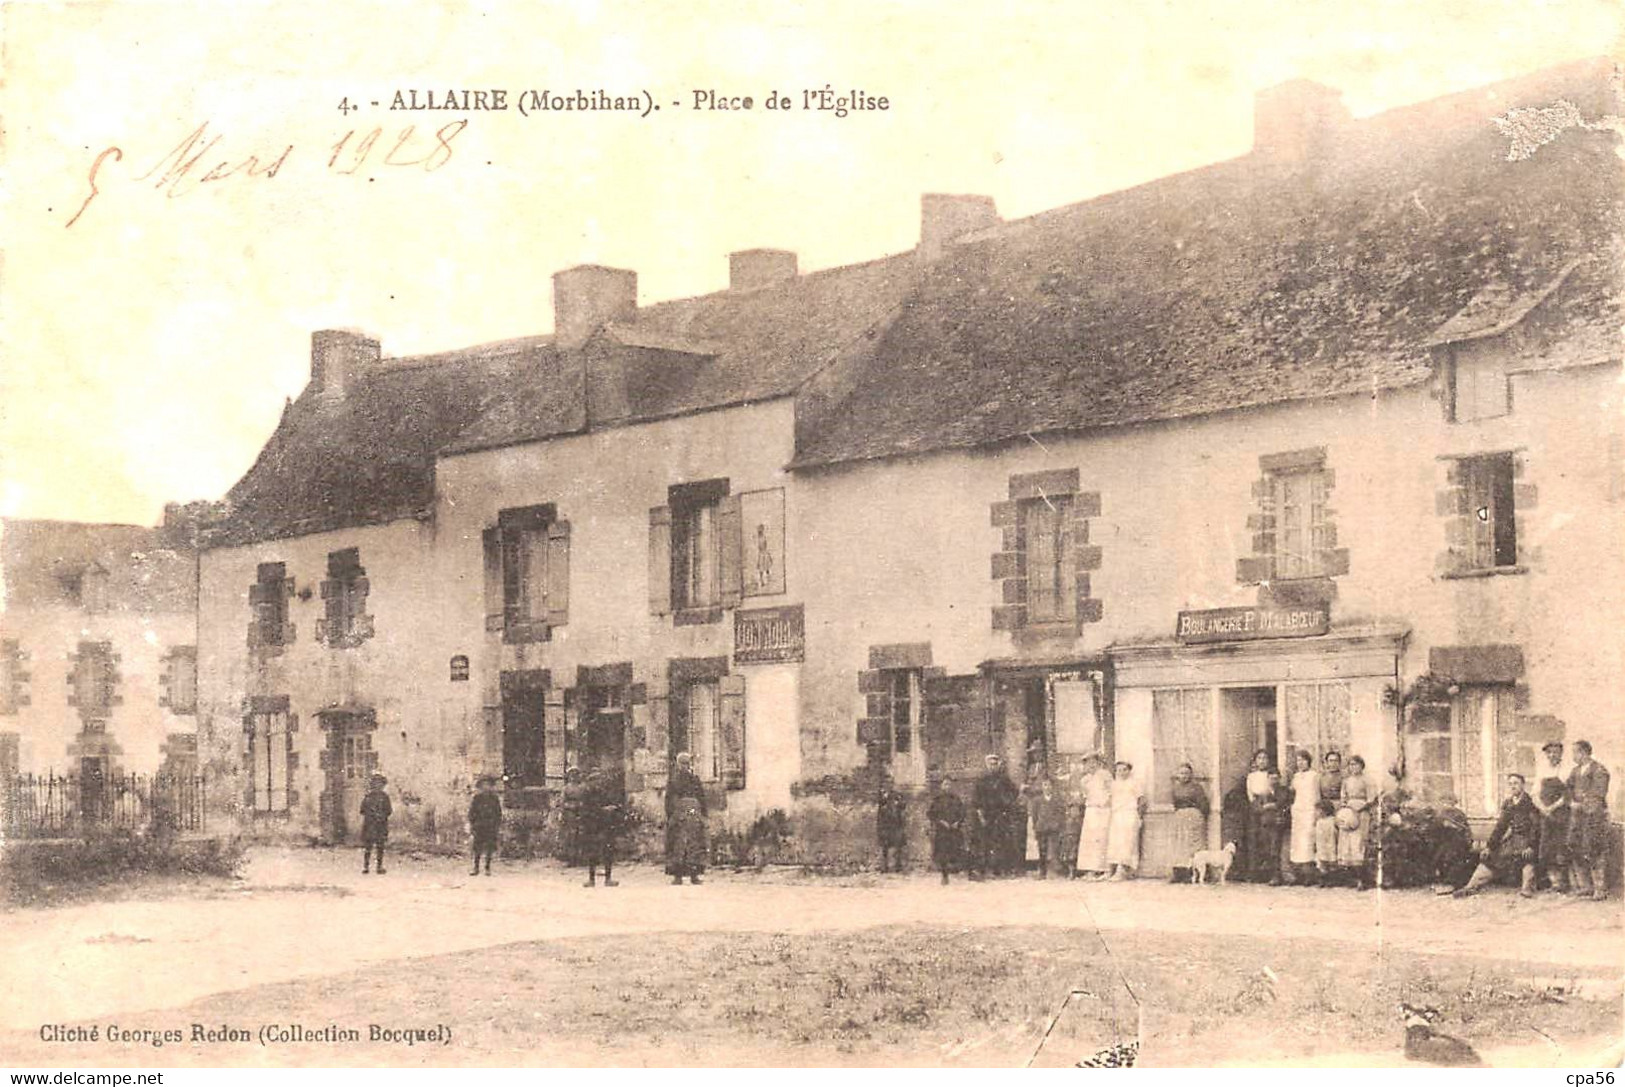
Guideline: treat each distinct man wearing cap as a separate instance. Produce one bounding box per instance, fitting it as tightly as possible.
[1566,740,1612,900]
[1454,773,1540,898]
[468,775,503,877]
[1531,740,1570,893]
[360,773,392,875]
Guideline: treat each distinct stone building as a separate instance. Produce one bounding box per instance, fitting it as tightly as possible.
[196,59,1622,869]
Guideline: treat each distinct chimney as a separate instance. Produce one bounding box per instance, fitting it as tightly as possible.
[311,329,381,399]
[728,248,798,291]
[1253,79,1350,162]
[919,194,999,262]
[552,265,637,349]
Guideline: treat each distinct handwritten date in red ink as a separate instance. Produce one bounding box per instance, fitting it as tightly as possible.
[67,119,468,228]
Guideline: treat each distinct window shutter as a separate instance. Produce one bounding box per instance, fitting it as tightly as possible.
[545,521,571,626]
[646,672,670,774]
[481,528,505,632]
[719,673,746,789]
[648,507,672,616]
[718,494,743,609]
[543,688,568,786]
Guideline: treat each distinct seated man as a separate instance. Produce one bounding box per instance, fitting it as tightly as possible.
[1453,774,1541,898]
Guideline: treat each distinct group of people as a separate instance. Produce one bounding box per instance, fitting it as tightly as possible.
[878,740,1614,898]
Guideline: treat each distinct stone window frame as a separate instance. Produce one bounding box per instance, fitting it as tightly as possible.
[1435,449,1536,578]
[990,468,1103,634]
[1237,447,1349,584]
[484,504,571,645]
[857,643,944,785]
[243,694,299,816]
[247,563,296,656]
[650,480,742,628]
[661,656,745,790]
[158,645,198,715]
[316,547,375,649]
[65,641,121,722]
[0,640,29,715]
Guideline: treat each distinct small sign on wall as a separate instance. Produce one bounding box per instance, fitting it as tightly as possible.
[734,603,805,664]
[450,655,470,681]
[1176,605,1329,644]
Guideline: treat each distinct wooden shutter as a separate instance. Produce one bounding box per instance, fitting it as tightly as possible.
[545,521,570,626]
[719,673,746,789]
[482,528,505,632]
[543,688,568,786]
[648,507,672,616]
[718,494,744,608]
[646,671,670,779]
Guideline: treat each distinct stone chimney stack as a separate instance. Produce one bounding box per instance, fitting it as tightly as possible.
[919,194,1000,262]
[553,265,638,349]
[1253,79,1350,162]
[311,329,381,399]
[728,249,798,291]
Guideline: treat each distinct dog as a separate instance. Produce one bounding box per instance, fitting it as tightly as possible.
[1189,841,1237,884]
[1400,1003,1484,1066]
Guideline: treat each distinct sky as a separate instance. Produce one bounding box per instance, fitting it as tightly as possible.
[2,0,1619,525]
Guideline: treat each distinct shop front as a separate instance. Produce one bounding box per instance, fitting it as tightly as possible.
[1112,606,1406,876]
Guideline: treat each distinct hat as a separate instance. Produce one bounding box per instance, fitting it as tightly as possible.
[1335,807,1361,832]
[369,773,387,786]
[1541,740,1564,753]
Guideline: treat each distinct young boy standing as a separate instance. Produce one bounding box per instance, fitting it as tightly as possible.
[360,773,392,874]
[468,775,502,876]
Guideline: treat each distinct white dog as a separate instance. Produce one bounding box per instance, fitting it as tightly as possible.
[1189,841,1237,884]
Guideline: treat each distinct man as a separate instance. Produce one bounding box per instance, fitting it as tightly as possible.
[467,774,502,876]
[360,773,392,875]
[876,777,908,873]
[664,752,709,885]
[581,769,623,888]
[1028,771,1065,879]
[1454,773,1540,898]
[926,775,966,885]
[972,753,1018,879]
[1531,740,1570,893]
[1566,740,1611,900]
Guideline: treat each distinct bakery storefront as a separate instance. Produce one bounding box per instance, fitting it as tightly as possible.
[1111,605,1405,875]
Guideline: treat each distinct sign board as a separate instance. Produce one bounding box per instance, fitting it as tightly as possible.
[734,604,805,664]
[1176,605,1329,644]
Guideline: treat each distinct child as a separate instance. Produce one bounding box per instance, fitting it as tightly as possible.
[926,778,966,885]
[360,773,392,874]
[467,774,502,876]
[877,780,908,873]
[582,769,624,888]
[1028,774,1065,878]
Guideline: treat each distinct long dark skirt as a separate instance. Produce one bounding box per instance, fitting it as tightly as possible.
[665,797,709,876]
[931,826,963,872]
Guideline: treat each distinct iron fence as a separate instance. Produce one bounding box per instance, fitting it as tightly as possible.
[2,772,207,839]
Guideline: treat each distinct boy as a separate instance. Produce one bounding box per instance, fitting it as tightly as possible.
[926,778,966,885]
[583,769,623,887]
[877,779,908,873]
[468,775,502,876]
[360,773,392,874]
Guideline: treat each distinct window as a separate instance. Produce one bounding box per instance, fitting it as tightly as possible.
[1462,453,1517,570]
[484,507,569,641]
[1452,685,1514,818]
[1151,688,1210,805]
[319,549,373,647]
[1268,469,1331,579]
[162,648,198,715]
[889,671,919,755]
[682,679,721,782]
[673,497,721,610]
[249,563,292,650]
[71,642,116,719]
[0,641,23,716]
[249,710,291,813]
[1449,348,1510,423]
[1281,681,1351,772]
[1023,496,1076,622]
[1239,450,1348,585]
[341,732,376,783]
[651,480,740,620]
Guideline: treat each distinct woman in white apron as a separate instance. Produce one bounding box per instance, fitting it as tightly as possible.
[1074,755,1113,879]
[1287,749,1320,884]
[1106,760,1146,880]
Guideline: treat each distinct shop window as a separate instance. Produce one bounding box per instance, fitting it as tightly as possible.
[319,548,374,648]
[160,647,198,715]
[1281,682,1352,772]
[1462,453,1518,571]
[1449,685,1517,819]
[248,563,294,650]
[1447,348,1510,423]
[1150,688,1210,805]
[248,710,292,813]
[649,481,742,621]
[484,506,570,642]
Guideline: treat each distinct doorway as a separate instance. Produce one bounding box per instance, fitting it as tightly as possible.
[321,710,377,842]
[79,755,108,823]
[1218,687,1277,799]
[579,685,628,799]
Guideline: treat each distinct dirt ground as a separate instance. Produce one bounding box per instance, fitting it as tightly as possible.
[2,847,1620,1068]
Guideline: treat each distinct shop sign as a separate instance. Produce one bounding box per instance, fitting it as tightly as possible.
[734,604,805,664]
[1176,605,1329,644]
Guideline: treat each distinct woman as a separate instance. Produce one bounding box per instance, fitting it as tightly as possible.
[1338,755,1373,889]
[1105,760,1147,881]
[1244,749,1274,883]
[1287,750,1321,884]
[1168,763,1210,883]
[1074,754,1114,879]
[1314,751,1345,882]
[664,752,709,885]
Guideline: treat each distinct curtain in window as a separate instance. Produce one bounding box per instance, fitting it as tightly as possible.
[1151,689,1210,804]
[1025,499,1074,621]
[521,527,550,620]
[688,681,719,781]
[1282,682,1351,771]
[253,712,290,813]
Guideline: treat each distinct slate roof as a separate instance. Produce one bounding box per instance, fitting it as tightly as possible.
[1,519,196,613]
[791,59,1623,467]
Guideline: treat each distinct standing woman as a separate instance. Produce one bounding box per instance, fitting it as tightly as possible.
[1244,749,1274,883]
[1105,760,1147,881]
[1075,754,1114,879]
[664,752,709,885]
[1338,755,1374,889]
[1168,763,1210,883]
[1314,751,1345,883]
[1287,750,1321,884]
